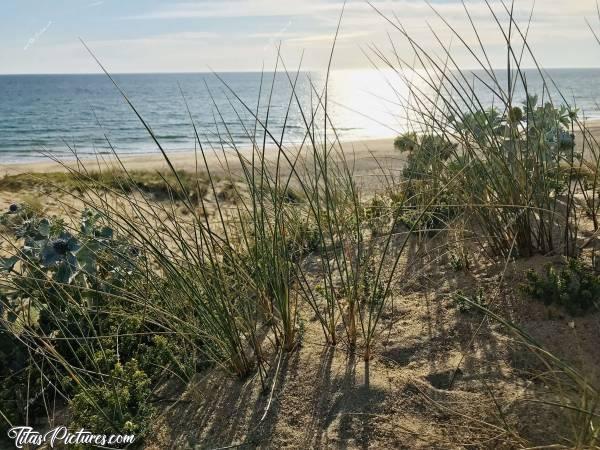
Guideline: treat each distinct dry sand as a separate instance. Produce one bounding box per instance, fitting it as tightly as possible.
[2,130,600,448]
[0,137,398,177]
[4,115,600,179]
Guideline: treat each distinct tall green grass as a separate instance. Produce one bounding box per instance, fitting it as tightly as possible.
[367,1,600,446]
[1,1,600,447]
[369,0,594,258]
[458,292,600,448]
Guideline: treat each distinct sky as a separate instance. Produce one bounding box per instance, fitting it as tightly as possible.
[1,0,600,74]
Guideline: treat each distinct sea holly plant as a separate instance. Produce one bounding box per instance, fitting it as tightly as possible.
[0,207,146,315]
[40,231,81,284]
[431,96,582,257]
[0,207,167,436]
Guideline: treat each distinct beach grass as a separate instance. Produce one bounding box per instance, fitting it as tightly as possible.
[1,2,600,448]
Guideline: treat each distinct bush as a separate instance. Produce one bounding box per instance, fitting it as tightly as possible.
[444,97,579,257]
[394,133,457,180]
[452,288,487,314]
[69,357,154,435]
[0,207,195,439]
[523,259,600,315]
[392,133,460,235]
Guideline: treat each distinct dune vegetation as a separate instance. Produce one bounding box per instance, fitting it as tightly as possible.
[1,3,600,449]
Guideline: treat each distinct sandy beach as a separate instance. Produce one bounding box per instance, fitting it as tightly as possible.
[6,1,600,448]
[0,137,398,176]
[4,115,600,178]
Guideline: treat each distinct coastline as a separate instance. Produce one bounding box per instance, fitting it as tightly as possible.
[0,137,398,176]
[4,117,600,178]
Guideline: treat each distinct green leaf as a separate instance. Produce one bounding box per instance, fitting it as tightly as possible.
[76,244,97,276]
[0,256,18,271]
[37,218,50,237]
[55,253,80,284]
[95,226,113,240]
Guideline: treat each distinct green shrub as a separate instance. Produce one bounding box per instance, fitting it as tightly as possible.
[69,357,154,435]
[452,288,487,314]
[394,132,419,152]
[444,97,579,257]
[363,195,392,235]
[391,133,460,235]
[523,259,600,315]
[448,249,470,272]
[394,133,457,180]
[0,207,195,440]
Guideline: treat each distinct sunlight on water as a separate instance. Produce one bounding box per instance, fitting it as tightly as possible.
[326,69,408,141]
[1,68,600,162]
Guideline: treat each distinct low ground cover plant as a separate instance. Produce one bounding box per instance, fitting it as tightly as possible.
[523,259,600,315]
[0,206,192,437]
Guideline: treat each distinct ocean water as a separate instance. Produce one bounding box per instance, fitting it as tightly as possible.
[0,71,399,163]
[1,68,600,163]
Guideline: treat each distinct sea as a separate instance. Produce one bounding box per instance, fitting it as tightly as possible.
[1,68,600,163]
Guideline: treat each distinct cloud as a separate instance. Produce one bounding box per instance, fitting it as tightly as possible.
[124,0,345,20]
[286,30,372,44]
[124,0,590,23]
[7,0,600,74]
[86,31,219,47]
[120,0,598,54]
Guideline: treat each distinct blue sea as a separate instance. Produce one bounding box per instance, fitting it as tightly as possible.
[1,68,600,163]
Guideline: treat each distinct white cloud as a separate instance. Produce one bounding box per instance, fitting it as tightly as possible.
[124,0,346,20]
[287,30,372,44]
[86,31,219,47]
[5,0,600,74]
[125,0,597,23]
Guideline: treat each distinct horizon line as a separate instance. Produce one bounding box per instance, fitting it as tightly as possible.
[3,66,600,76]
